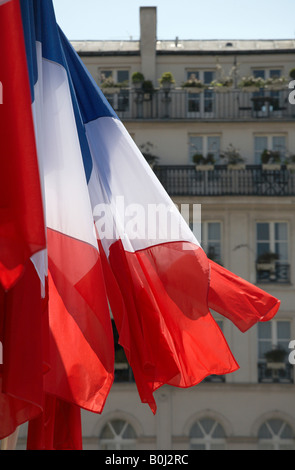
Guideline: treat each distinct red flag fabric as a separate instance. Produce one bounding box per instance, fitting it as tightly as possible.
[208,260,280,333]
[0,0,47,440]
[27,395,82,450]
[0,0,45,291]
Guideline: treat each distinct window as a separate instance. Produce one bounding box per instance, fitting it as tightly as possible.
[186,70,215,117]
[254,135,286,164]
[189,418,226,450]
[189,135,221,164]
[99,69,130,114]
[258,320,293,383]
[256,222,289,283]
[99,419,137,450]
[258,419,295,450]
[253,69,283,114]
[201,221,222,265]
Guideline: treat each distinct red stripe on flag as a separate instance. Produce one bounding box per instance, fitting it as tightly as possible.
[101,240,239,413]
[0,259,49,439]
[0,0,46,290]
[44,228,114,413]
[208,260,280,333]
[27,395,82,450]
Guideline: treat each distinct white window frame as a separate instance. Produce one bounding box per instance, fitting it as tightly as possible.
[256,221,289,263]
[201,221,223,265]
[189,134,221,164]
[186,70,215,118]
[99,419,137,450]
[254,134,287,164]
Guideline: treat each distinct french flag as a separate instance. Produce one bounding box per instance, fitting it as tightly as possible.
[0,0,280,449]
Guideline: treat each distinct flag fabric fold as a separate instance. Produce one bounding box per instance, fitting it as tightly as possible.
[0,0,281,448]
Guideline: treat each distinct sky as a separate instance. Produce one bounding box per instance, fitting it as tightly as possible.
[52,0,295,42]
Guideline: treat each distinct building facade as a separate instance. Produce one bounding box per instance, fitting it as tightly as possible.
[17,7,295,450]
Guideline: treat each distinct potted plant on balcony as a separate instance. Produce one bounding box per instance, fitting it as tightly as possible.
[182,74,206,93]
[238,75,266,92]
[101,76,124,94]
[142,80,155,100]
[289,68,295,80]
[220,144,245,169]
[284,154,295,171]
[211,78,233,92]
[159,72,175,90]
[264,346,287,371]
[261,149,281,170]
[132,71,145,91]
[265,76,287,91]
[192,152,215,170]
[256,252,279,279]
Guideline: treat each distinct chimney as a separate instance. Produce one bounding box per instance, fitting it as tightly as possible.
[140,7,157,84]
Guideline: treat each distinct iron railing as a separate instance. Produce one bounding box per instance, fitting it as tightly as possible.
[258,362,293,384]
[153,165,295,197]
[256,262,290,284]
[102,88,295,121]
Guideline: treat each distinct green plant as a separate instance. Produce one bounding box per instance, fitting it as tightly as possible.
[192,152,215,165]
[159,72,175,86]
[257,252,279,264]
[238,75,265,89]
[264,346,286,363]
[132,71,145,83]
[285,154,295,165]
[220,144,244,165]
[261,149,281,164]
[289,68,295,80]
[211,78,233,88]
[182,74,205,89]
[142,80,154,93]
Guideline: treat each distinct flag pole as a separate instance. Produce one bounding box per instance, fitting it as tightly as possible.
[0,427,20,450]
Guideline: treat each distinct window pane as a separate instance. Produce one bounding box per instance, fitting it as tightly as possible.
[258,323,271,339]
[257,243,270,258]
[187,71,199,80]
[253,70,265,79]
[272,136,286,156]
[111,419,126,435]
[101,423,114,439]
[257,223,269,241]
[101,70,112,80]
[275,242,288,261]
[275,223,287,241]
[208,222,221,240]
[190,136,203,159]
[117,70,129,84]
[270,70,281,78]
[212,423,226,438]
[255,137,268,164]
[207,136,220,159]
[122,424,137,439]
[190,422,203,438]
[200,418,214,434]
[277,321,290,340]
[204,71,214,84]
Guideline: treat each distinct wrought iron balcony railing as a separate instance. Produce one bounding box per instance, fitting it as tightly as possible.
[258,362,293,384]
[256,262,290,284]
[153,165,295,197]
[102,88,295,121]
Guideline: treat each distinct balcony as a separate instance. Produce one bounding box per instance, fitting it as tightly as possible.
[153,165,295,197]
[103,88,295,121]
[258,362,293,384]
